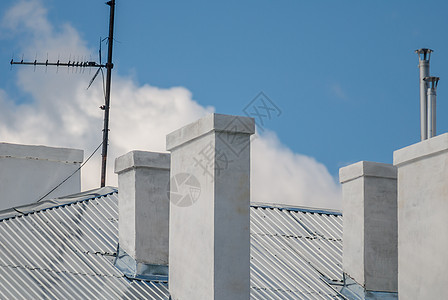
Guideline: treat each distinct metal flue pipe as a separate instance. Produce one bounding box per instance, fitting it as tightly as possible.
[415,48,433,141]
[424,76,439,138]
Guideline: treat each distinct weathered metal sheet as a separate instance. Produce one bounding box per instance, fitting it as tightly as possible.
[0,189,343,299]
[0,265,170,300]
[0,190,169,299]
[250,206,343,299]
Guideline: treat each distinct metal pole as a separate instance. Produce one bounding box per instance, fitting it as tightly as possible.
[101,0,115,187]
[415,48,432,141]
[427,87,436,138]
[425,76,439,139]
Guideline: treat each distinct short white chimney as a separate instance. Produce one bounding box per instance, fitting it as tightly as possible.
[166,113,255,300]
[394,133,448,298]
[114,150,170,279]
[339,161,398,294]
[0,142,83,210]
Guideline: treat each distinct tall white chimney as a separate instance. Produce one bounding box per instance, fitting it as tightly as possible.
[114,150,170,279]
[339,161,398,294]
[166,113,255,300]
[394,133,448,298]
[0,142,83,210]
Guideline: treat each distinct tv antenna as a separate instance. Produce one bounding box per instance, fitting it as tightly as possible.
[11,0,116,188]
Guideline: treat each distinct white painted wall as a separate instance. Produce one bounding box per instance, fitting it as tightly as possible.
[340,161,397,293]
[0,142,83,210]
[167,113,254,300]
[115,150,170,265]
[394,133,448,299]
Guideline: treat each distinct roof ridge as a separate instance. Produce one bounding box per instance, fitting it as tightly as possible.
[250,232,343,242]
[0,187,118,221]
[251,202,342,216]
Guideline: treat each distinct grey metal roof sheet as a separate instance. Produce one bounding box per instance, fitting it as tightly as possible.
[0,188,343,299]
[250,206,343,299]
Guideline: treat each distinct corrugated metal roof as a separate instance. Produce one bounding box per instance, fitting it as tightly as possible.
[250,206,343,299]
[0,188,170,300]
[0,188,343,299]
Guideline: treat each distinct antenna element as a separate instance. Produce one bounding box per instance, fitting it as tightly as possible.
[10,1,117,188]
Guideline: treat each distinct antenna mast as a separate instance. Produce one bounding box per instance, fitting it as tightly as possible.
[101,0,115,187]
[11,1,116,188]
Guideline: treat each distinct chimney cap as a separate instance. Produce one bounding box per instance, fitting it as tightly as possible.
[415,48,433,54]
[114,150,170,174]
[339,161,397,184]
[423,76,440,83]
[166,113,255,151]
[415,48,434,61]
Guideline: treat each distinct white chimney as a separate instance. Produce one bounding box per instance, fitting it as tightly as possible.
[0,142,83,210]
[394,133,448,298]
[114,150,170,279]
[339,161,398,294]
[166,113,255,300]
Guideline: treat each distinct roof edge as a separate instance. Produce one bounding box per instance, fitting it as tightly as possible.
[251,202,342,216]
[0,186,118,221]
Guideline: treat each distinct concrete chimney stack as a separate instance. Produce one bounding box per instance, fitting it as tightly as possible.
[166,113,255,300]
[114,151,170,280]
[339,161,398,294]
[394,133,448,298]
[0,143,83,210]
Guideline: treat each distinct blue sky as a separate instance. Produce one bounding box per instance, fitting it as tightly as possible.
[1,0,448,209]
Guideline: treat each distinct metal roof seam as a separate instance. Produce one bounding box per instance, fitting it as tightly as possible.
[287,211,321,238]
[251,204,342,216]
[251,286,331,296]
[250,232,342,243]
[0,261,125,279]
[1,266,49,299]
[250,232,308,239]
[296,212,335,239]
[0,189,118,222]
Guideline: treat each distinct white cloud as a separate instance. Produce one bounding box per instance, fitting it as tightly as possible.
[0,0,341,210]
[2,0,52,37]
[252,132,341,210]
